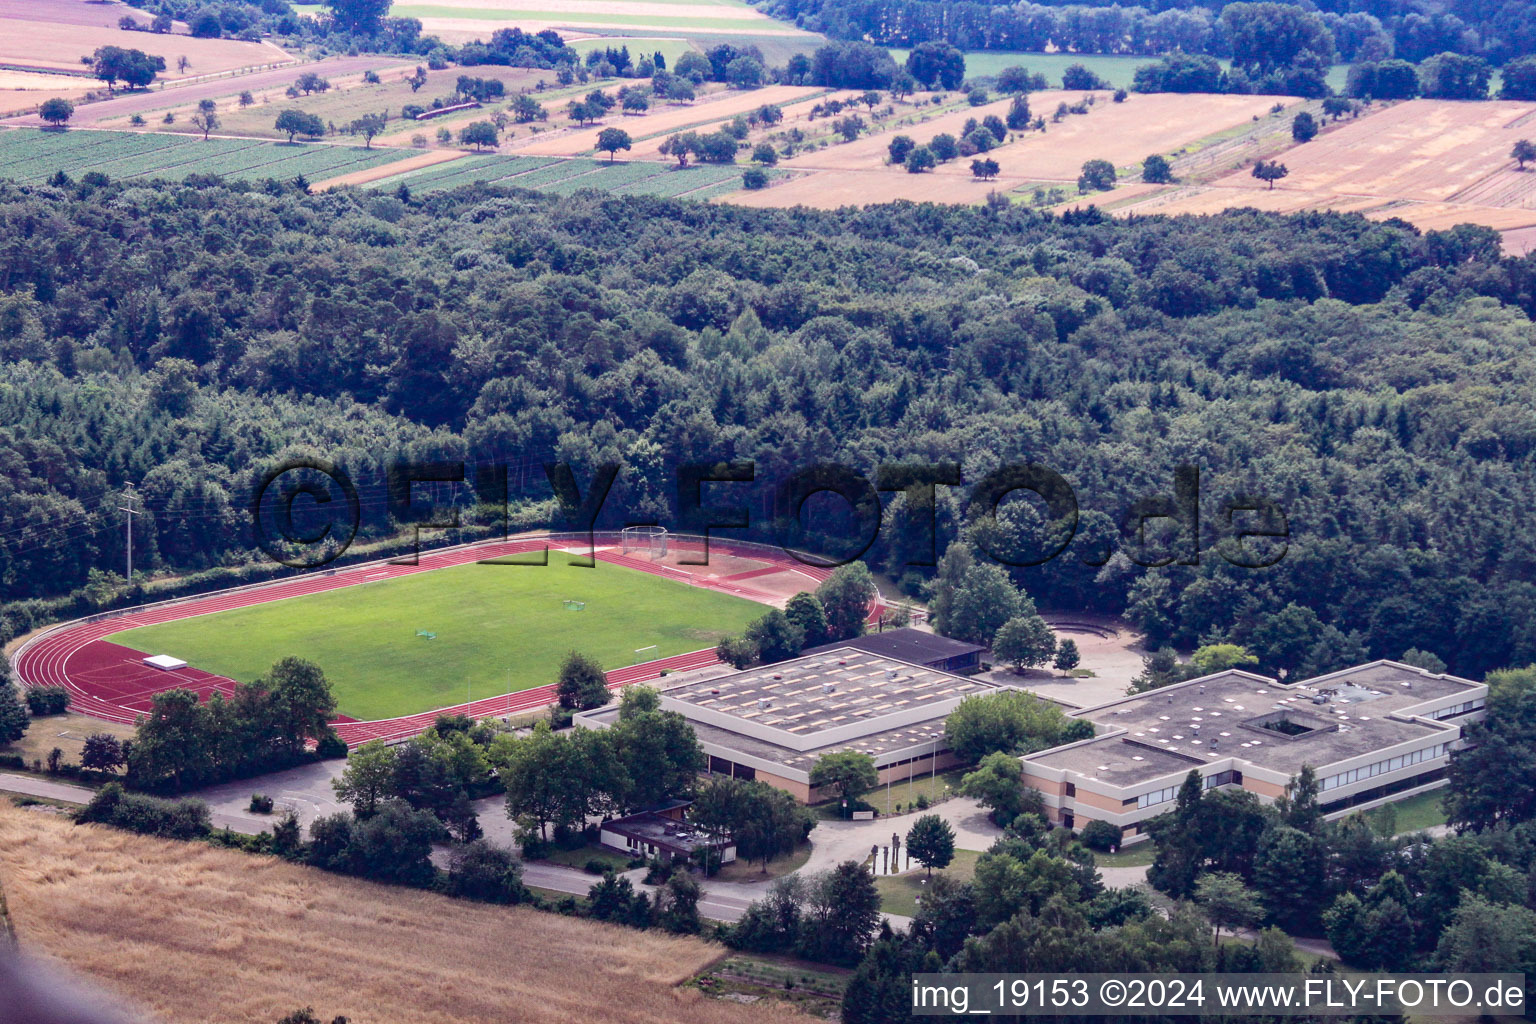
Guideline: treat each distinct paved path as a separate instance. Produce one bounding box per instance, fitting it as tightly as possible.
[2,57,404,128]
[800,797,1003,876]
[0,771,261,834]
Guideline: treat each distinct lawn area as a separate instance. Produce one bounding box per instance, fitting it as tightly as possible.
[0,711,135,769]
[1092,842,1157,868]
[875,848,982,917]
[542,844,638,872]
[107,559,766,720]
[1377,787,1449,833]
[865,767,969,817]
[712,841,813,882]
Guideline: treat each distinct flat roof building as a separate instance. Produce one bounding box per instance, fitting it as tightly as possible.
[577,648,1023,803]
[803,627,985,675]
[598,805,737,866]
[1022,660,1486,843]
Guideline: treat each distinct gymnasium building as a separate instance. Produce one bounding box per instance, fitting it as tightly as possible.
[575,646,1021,803]
[1021,660,1486,843]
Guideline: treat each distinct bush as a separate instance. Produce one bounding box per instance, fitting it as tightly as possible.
[584,858,610,874]
[915,792,930,809]
[315,729,349,759]
[742,167,769,189]
[1081,818,1123,851]
[250,793,275,814]
[0,754,23,770]
[77,783,212,840]
[25,685,70,715]
[444,841,529,904]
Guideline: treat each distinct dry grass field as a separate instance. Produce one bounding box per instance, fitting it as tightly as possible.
[0,0,291,79]
[729,90,1288,209]
[1104,99,1536,236]
[515,83,821,156]
[391,0,810,37]
[0,801,812,1024]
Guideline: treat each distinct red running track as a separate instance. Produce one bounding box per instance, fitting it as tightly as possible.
[12,534,856,746]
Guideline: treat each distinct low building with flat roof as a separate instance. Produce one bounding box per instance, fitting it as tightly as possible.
[598,806,736,866]
[577,648,1023,803]
[1022,660,1486,844]
[803,627,985,675]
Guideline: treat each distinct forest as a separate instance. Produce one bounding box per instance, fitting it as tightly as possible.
[2,177,1536,679]
[760,0,1536,68]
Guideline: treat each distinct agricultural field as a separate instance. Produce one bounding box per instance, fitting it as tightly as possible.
[906,49,1352,93]
[0,0,292,79]
[570,35,698,67]
[516,82,822,156]
[1107,98,1536,237]
[94,62,549,143]
[729,89,1291,209]
[0,127,414,183]
[375,152,757,196]
[106,559,766,720]
[376,0,814,38]
[0,801,808,1024]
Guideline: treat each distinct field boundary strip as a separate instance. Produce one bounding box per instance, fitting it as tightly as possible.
[11,532,872,746]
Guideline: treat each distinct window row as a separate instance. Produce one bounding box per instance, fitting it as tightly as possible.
[1320,743,1449,791]
[1430,699,1484,720]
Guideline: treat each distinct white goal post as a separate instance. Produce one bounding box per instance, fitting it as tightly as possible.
[620,524,668,559]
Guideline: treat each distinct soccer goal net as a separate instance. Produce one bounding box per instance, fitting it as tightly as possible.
[562,599,586,611]
[620,524,668,560]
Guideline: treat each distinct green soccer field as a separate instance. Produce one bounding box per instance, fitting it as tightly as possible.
[107,561,766,720]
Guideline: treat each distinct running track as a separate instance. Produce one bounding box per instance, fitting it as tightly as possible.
[12,534,860,746]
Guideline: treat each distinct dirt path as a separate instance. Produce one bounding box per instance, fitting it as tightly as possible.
[314,148,465,190]
[2,55,409,128]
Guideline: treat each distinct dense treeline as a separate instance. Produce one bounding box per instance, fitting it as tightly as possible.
[758,0,1536,68]
[4,179,1536,676]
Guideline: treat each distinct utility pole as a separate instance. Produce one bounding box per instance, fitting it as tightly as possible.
[117,499,140,583]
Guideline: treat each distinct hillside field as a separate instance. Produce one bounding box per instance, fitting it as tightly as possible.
[107,559,765,720]
[0,801,810,1024]
[0,0,292,78]
[1105,98,1536,236]
[729,89,1292,208]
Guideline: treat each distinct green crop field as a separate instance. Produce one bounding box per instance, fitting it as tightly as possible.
[0,128,412,184]
[898,49,1351,92]
[108,560,766,720]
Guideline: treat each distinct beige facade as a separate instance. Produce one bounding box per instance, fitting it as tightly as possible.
[1022,661,1486,842]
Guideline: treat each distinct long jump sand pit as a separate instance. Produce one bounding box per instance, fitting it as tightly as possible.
[514,84,822,156]
[0,801,811,1024]
[0,0,292,78]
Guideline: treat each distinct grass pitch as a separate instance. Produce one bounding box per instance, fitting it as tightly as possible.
[107,560,765,720]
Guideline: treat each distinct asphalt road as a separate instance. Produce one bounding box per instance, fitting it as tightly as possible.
[3,56,410,128]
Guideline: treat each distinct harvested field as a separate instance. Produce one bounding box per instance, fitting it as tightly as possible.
[785,91,1290,179]
[1104,99,1536,236]
[393,0,811,36]
[1208,99,1536,205]
[0,801,809,1024]
[514,83,821,156]
[730,91,1288,208]
[0,70,94,93]
[0,0,292,79]
[314,147,466,189]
